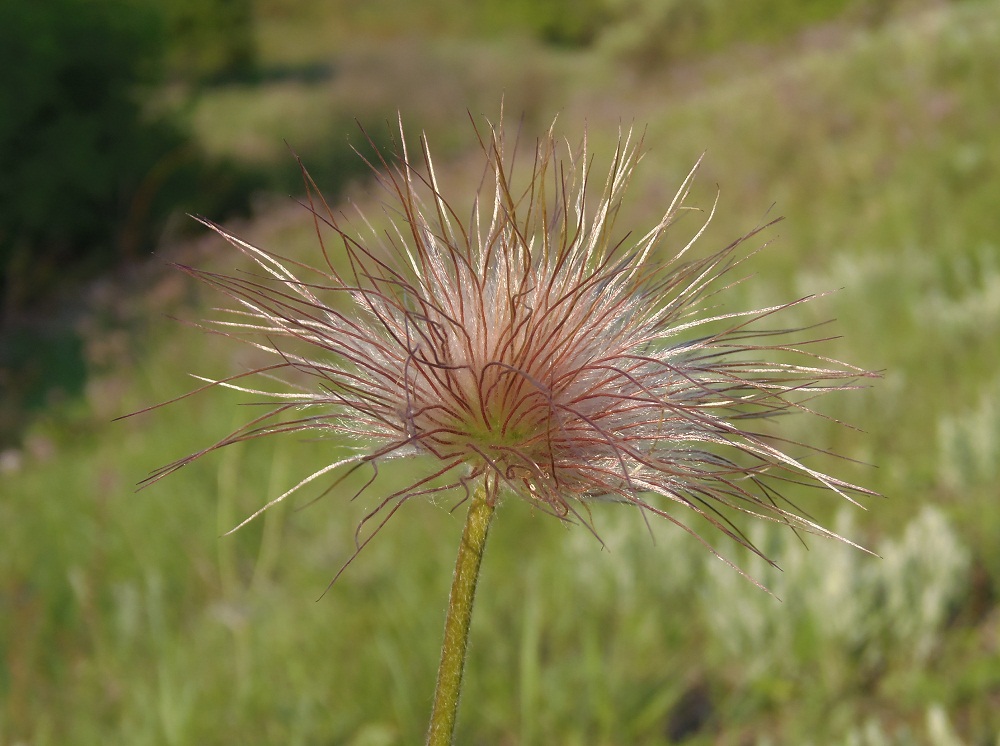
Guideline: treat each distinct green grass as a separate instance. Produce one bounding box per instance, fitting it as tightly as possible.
[4,1,1000,743]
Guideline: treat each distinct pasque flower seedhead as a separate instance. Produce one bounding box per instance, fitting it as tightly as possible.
[144,114,877,581]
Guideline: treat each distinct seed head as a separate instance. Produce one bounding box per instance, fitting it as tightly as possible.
[144,115,877,582]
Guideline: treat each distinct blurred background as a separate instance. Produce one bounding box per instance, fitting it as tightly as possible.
[2,0,999,743]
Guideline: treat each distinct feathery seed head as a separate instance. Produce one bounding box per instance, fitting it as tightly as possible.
[148,115,878,578]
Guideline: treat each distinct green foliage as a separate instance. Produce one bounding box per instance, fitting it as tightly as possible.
[160,0,258,81]
[0,0,254,315]
[300,0,895,52]
[309,0,607,46]
[598,0,919,69]
[0,0,162,310]
[477,0,608,47]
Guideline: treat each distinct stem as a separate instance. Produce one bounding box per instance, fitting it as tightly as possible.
[426,483,496,746]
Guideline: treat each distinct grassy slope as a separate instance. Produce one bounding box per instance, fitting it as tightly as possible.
[3,1,1000,743]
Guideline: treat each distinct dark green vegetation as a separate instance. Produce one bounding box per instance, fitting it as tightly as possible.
[0,0,384,444]
[0,0,261,316]
[3,0,999,743]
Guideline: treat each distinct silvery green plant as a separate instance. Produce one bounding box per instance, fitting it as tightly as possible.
[137,114,877,744]
[704,506,967,690]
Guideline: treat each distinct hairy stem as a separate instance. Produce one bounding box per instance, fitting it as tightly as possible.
[426,483,495,746]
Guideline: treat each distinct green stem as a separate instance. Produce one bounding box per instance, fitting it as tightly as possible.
[426,483,496,746]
